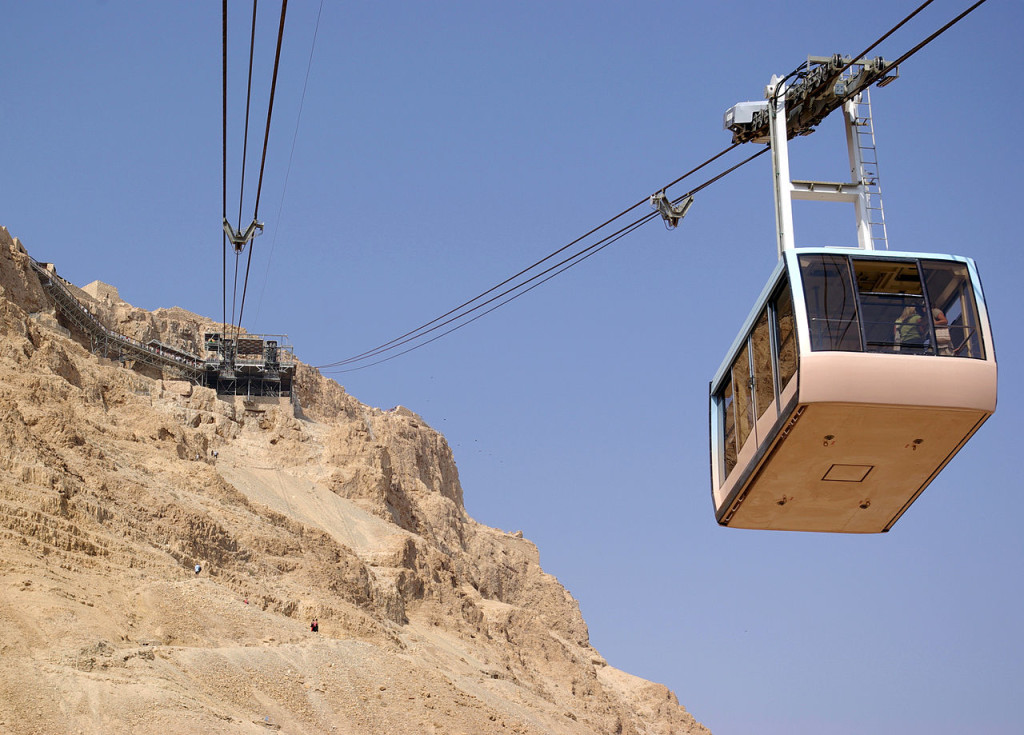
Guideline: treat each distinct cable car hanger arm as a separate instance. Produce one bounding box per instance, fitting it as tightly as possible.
[223,217,264,253]
[650,192,694,229]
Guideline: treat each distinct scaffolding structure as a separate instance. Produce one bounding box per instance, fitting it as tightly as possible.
[31,259,296,398]
[201,331,296,398]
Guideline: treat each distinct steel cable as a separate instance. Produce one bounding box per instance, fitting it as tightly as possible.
[221,0,229,335]
[220,0,288,344]
[254,0,324,325]
[320,147,768,371]
[307,0,989,373]
[886,0,989,69]
[317,143,744,369]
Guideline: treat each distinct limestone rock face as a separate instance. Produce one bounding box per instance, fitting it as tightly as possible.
[0,230,711,735]
[0,227,48,321]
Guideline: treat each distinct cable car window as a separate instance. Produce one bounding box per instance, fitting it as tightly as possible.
[751,308,775,421]
[852,259,926,352]
[774,284,797,393]
[732,342,754,450]
[799,254,862,351]
[720,378,737,481]
[920,260,986,359]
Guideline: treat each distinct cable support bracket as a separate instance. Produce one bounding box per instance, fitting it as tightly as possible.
[223,217,264,252]
[650,191,694,229]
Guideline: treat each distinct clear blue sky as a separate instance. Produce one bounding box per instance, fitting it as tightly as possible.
[4,2,1022,733]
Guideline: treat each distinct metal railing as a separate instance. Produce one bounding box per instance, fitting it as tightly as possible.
[808,316,979,357]
[29,260,204,380]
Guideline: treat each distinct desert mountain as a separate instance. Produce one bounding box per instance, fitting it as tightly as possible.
[0,226,710,735]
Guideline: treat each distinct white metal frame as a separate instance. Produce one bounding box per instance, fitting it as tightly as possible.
[768,76,878,256]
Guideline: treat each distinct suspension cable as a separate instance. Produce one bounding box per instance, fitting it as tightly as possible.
[837,0,936,78]
[225,0,259,337]
[221,0,229,336]
[319,147,768,371]
[887,0,988,69]
[221,0,289,345]
[325,213,662,373]
[234,0,287,342]
[254,0,324,325]
[236,0,258,234]
[253,0,288,221]
[318,143,742,369]
[318,1,992,373]
[307,0,990,373]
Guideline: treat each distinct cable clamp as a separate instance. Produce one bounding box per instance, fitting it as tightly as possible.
[223,217,264,252]
[650,192,694,229]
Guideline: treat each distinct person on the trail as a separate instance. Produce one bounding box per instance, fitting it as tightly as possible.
[194,564,201,575]
[311,619,318,633]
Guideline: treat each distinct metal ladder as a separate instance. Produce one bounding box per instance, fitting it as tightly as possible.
[852,89,889,250]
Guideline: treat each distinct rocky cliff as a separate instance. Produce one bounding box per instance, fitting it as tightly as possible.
[0,226,710,735]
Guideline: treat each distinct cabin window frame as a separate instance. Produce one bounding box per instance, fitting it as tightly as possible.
[918,259,987,360]
[796,252,988,361]
[850,257,928,353]
[751,308,776,423]
[712,269,798,488]
[798,253,864,352]
[773,281,798,396]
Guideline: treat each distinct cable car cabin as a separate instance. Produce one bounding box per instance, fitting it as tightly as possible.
[710,248,996,533]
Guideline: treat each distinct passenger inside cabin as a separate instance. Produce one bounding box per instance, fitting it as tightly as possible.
[894,305,926,352]
[932,307,954,355]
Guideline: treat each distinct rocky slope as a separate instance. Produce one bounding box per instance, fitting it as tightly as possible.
[0,226,710,735]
